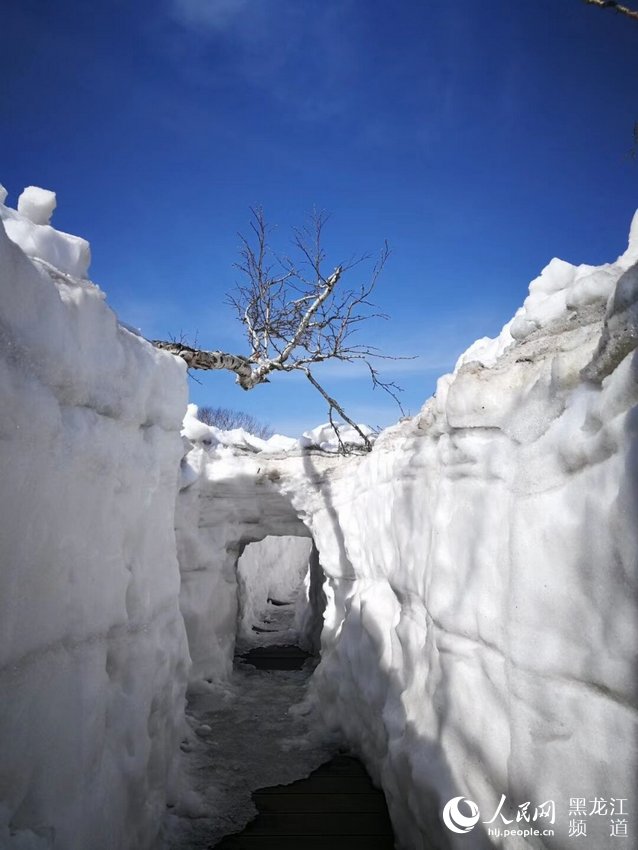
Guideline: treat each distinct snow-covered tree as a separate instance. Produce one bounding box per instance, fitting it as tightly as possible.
[152,209,407,451]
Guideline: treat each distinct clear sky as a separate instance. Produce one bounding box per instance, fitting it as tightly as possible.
[2,0,637,435]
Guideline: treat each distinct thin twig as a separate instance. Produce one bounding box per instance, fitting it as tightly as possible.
[304,368,373,452]
[153,209,408,452]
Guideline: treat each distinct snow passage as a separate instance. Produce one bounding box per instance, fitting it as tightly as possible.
[164,562,337,849]
[235,536,313,647]
[173,212,638,850]
[1,185,637,850]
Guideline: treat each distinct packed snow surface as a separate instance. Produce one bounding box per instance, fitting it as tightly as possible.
[0,186,91,278]
[16,186,57,225]
[165,666,337,849]
[182,403,375,454]
[164,619,337,849]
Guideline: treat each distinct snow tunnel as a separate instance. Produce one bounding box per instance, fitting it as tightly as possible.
[235,536,326,658]
[175,444,327,682]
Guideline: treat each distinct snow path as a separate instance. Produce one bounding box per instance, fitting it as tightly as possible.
[236,593,306,653]
[163,604,339,849]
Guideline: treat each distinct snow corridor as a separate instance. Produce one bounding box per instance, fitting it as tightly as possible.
[2,188,638,850]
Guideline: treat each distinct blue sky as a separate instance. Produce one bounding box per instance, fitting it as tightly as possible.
[2,0,637,435]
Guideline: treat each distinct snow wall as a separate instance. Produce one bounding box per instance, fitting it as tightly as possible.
[0,191,191,850]
[181,215,638,850]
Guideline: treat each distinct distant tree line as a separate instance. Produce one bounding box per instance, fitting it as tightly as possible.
[196,406,274,439]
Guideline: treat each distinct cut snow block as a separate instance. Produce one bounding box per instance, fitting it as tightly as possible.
[17,186,57,225]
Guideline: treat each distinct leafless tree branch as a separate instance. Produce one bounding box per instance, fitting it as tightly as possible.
[303,368,373,452]
[152,209,410,452]
[582,0,638,21]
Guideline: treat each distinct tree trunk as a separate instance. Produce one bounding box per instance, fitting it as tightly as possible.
[151,340,255,389]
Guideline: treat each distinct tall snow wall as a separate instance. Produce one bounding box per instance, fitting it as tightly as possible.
[287,222,638,850]
[179,214,638,849]
[0,191,190,850]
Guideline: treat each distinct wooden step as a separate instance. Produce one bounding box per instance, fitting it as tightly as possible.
[212,754,396,849]
[213,836,395,849]
[254,792,388,814]
[238,644,315,671]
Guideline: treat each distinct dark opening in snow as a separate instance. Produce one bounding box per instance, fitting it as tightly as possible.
[235,536,325,658]
[213,754,395,850]
[239,644,314,671]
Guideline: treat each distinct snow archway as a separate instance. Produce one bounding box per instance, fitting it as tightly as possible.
[236,536,326,655]
[175,442,323,682]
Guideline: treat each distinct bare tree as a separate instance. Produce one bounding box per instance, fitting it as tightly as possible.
[582,0,638,21]
[197,406,273,439]
[152,209,408,452]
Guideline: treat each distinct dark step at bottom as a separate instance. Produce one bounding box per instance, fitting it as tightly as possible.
[255,793,388,814]
[213,838,395,849]
[238,645,315,671]
[213,755,395,849]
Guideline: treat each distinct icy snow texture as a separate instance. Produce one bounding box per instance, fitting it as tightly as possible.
[298,421,376,451]
[181,402,375,454]
[17,186,57,225]
[236,536,313,641]
[164,664,337,850]
[179,216,638,850]
[582,260,638,383]
[299,228,638,850]
[0,193,190,849]
[0,186,91,278]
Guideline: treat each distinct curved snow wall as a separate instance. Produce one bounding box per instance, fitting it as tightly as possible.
[284,230,638,849]
[0,200,190,850]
